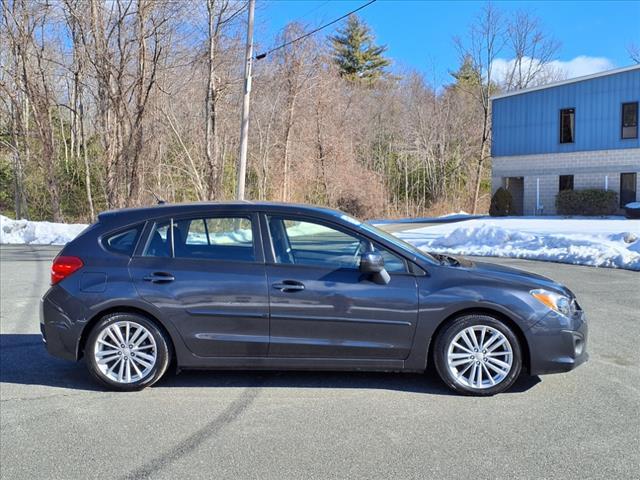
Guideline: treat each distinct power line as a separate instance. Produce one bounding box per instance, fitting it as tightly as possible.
[255,0,377,60]
[223,3,248,25]
[296,0,332,22]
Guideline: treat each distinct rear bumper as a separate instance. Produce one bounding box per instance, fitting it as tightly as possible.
[526,309,588,375]
[40,290,82,361]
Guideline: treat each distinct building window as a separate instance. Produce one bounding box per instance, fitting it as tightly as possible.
[560,108,575,144]
[620,172,637,207]
[559,175,574,191]
[622,102,638,139]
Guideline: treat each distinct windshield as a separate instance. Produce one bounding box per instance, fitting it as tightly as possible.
[337,214,440,265]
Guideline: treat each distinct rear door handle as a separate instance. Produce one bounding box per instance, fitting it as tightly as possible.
[143,272,175,283]
[272,280,305,292]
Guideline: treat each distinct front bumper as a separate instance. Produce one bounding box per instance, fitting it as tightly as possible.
[526,309,588,375]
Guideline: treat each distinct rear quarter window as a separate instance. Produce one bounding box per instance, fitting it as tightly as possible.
[103,225,143,256]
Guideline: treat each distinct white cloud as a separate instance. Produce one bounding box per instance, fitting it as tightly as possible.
[546,55,616,78]
[491,55,616,87]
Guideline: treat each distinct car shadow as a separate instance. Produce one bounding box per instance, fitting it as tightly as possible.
[0,334,541,395]
[0,334,104,391]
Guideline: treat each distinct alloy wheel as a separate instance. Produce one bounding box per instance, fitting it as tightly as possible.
[93,321,157,383]
[446,325,513,390]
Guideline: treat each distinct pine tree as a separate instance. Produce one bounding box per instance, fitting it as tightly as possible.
[450,55,502,97]
[450,55,482,91]
[330,15,390,83]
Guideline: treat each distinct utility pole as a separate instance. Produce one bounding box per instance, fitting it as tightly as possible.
[236,0,255,200]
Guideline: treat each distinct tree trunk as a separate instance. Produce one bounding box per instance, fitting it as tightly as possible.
[127,0,148,206]
[314,102,328,198]
[10,100,28,219]
[18,37,63,220]
[471,108,490,214]
[282,94,296,202]
[34,110,63,222]
[205,0,220,199]
[80,100,95,220]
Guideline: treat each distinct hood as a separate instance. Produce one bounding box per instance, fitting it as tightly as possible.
[460,259,571,296]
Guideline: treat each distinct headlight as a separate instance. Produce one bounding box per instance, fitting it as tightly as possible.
[530,289,574,317]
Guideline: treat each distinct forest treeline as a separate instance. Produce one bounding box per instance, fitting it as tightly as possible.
[1,0,562,222]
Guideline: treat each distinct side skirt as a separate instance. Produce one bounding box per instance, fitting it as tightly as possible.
[176,355,409,372]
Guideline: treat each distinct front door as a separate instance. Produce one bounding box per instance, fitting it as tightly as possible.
[505,177,524,215]
[129,213,269,357]
[263,215,419,360]
[620,172,637,207]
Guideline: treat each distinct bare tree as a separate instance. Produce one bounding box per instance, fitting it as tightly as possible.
[63,0,95,219]
[3,0,64,221]
[0,10,29,218]
[205,0,245,199]
[0,0,573,223]
[502,11,561,90]
[628,43,640,64]
[454,2,504,214]
[273,23,318,202]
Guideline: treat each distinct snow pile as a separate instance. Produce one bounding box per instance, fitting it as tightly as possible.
[187,229,253,245]
[0,215,88,245]
[438,211,471,218]
[209,229,253,244]
[396,216,640,271]
[2,213,640,271]
[286,220,332,237]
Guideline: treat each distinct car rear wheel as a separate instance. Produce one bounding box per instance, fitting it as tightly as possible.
[86,313,170,391]
[434,314,522,396]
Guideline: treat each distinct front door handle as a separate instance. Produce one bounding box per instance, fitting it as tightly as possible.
[143,272,175,283]
[272,280,305,292]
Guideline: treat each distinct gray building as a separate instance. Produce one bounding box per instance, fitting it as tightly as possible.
[491,65,640,215]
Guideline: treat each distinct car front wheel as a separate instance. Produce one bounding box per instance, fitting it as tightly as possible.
[434,314,522,396]
[86,313,171,391]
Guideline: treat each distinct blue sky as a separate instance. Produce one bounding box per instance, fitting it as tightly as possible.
[256,0,640,85]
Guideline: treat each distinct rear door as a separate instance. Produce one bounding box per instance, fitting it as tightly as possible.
[129,212,269,357]
[262,214,419,360]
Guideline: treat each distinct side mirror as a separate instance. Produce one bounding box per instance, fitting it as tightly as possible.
[360,251,384,273]
[360,250,390,285]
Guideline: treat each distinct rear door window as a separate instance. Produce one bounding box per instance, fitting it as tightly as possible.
[143,220,171,257]
[103,225,143,256]
[144,216,255,262]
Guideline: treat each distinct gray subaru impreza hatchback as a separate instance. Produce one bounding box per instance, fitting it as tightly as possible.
[41,202,588,395]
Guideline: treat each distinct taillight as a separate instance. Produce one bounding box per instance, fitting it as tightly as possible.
[51,256,84,285]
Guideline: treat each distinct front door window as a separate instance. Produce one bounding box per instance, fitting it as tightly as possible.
[267,217,406,272]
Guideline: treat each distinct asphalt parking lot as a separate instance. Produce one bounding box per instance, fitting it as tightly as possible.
[1,245,639,479]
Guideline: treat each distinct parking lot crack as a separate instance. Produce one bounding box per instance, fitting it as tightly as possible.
[121,385,262,480]
[0,391,103,403]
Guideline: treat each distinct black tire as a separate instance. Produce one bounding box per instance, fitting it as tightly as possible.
[85,312,171,391]
[434,314,522,396]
